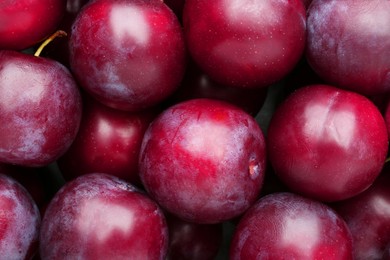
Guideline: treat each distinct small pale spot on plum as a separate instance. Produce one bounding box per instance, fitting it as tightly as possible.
[248,159,260,180]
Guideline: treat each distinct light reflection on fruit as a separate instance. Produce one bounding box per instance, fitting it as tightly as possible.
[0,0,389,258]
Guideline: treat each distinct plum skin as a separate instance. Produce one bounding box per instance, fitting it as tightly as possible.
[39,173,169,260]
[230,192,353,259]
[384,99,390,139]
[139,98,267,224]
[0,173,41,260]
[69,0,187,112]
[0,0,66,50]
[331,166,390,260]
[183,0,307,88]
[306,0,390,96]
[267,84,388,202]
[0,50,82,167]
[57,95,156,186]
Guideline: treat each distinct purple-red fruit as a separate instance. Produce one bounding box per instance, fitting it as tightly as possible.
[0,0,66,50]
[267,84,388,201]
[306,0,390,96]
[183,0,306,88]
[58,95,156,185]
[332,167,390,260]
[69,0,186,111]
[0,50,82,167]
[0,174,41,260]
[139,98,266,223]
[40,173,169,259]
[230,192,353,259]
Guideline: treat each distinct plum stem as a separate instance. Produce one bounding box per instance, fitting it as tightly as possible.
[34,30,68,57]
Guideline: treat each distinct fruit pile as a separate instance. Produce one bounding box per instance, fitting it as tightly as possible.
[0,0,389,259]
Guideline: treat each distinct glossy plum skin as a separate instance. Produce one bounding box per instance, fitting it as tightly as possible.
[0,0,66,50]
[306,0,390,96]
[183,0,306,89]
[139,99,266,224]
[0,174,41,260]
[69,0,186,111]
[0,50,82,167]
[166,214,223,260]
[384,99,390,139]
[39,173,168,260]
[230,192,353,259]
[267,85,388,202]
[57,95,156,186]
[331,166,390,260]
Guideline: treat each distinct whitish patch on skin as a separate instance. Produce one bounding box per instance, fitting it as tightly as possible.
[0,116,48,164]
[281,213,320,257]
[0,175,40,259]
[110,5,150,46]
[0,62,46,111]
[303,102,356,149]
[76,197,135,242]
[225,0,282,25]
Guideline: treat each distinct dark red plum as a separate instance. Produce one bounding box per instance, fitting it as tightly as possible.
[139,99,266,224]
[69,0,186,111]
[166,213,223,260]
[230,192,353,259]
[267,85,388,201]
[40,173,168,259]
[57,95,156,186]
[0,50,82,167]
[0,0,66,50]
[183,0,306,88]
[306,0,390,96]
[331,166,390,260]
[0,163,48,209]
[0,174,41,260]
